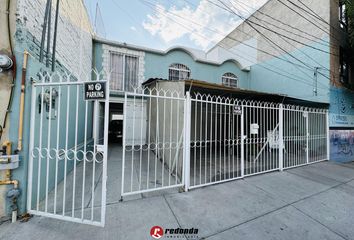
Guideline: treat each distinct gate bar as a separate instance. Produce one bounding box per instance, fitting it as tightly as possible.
[183,92,191,191]
[326,111,330,160]
[279,104,283,171]
[26,81,37,212]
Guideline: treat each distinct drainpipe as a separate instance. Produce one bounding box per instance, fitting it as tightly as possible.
[16,51,29,153]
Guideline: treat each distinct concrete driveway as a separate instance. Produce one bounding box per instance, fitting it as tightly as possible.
[1,161,354,240]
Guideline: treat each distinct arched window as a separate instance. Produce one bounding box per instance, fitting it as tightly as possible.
[222,72,238,88]
[168,63,191,80]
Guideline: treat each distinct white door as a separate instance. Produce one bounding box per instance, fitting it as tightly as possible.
[124,100,147,146]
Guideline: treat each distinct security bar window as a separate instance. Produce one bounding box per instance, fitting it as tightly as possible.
[339,47,349,84]
[110,52,139,92]
[222,72,238,88]
[339,1,348,30]
[168,63,191,80]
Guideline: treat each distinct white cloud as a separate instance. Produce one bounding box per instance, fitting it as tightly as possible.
[142,0,268,50]
[130,26,137,32]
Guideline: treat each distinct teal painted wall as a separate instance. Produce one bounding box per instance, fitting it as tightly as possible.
[329,87,354,128]
[8,28,93,215]
[92,43,103,80]
[249,38,331,103]
[144,50,250,88]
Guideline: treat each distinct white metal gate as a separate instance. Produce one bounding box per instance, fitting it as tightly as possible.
[27,73,109,226]
[187,95,329,189]
[121,88,186,196]
[121,89,329,194]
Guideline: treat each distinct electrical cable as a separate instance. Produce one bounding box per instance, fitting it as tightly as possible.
[229,0,332,48]
[213,0,336,57]
[215,0,325,83]
[276,0,343,44]
[208,0,335,82]
[139,0,329,90]
[147,0,316,73]
[228,0,331,74]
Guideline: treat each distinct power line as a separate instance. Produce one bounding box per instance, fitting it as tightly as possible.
[110,0,147,37]
[294,0,342,31]
[183,0,332,77]
[296,0,345,37]
[178,0,319,73]
[152,0,317,73]
[214,0,327,82]
[215,0,336,57]
[228,0,331,73]
[276,0,343,44]
[139,0,329,90]
[230,0,333,48]
[209,0,335,81]
[236,0,335,48]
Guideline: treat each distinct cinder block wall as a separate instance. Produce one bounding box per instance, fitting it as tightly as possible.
[16,0,93,77]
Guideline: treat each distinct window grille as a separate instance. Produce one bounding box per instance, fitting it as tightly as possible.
[168,63,191,80]
[110,52,139,91]
[222,72,238,88]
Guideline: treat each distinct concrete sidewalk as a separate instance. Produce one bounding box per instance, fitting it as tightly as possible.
[1,161,354,240]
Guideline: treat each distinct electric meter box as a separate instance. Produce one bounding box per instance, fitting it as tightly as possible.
[0,55,13,71]
[250,123,259,135]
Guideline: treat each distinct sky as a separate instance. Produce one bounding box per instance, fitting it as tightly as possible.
[84,0,268,51]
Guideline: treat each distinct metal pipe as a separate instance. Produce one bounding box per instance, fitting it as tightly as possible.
[45,0,52,67]
[39,0,51,62]
[0,180,18,189]
[16,51,29,152]
[51,0,60,71]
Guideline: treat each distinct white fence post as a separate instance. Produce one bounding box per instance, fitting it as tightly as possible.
[183,91,191,191]
[241,105,245,178]
[279,104,284,171]
[120,92,128,199]
[306,111,309,164]
[326,110,330,161]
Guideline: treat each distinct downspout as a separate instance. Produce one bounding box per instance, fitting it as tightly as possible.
[16,51,29,152]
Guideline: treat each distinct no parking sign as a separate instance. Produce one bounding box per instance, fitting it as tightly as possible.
[84,82,106,100]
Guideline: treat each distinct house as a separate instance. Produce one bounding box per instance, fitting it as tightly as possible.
[0,0,351,227]
[93,0,354,164]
